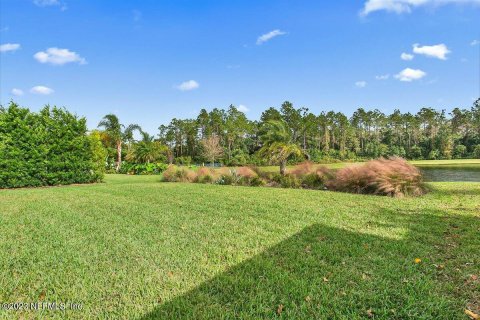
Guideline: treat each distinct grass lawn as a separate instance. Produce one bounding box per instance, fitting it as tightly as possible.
[1,175,479,319]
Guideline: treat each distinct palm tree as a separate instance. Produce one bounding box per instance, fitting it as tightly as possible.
[98,114,141,172]
[258,120,303,175]
[126,130,168,164]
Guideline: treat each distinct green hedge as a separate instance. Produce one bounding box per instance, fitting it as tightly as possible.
[0,102,104,188]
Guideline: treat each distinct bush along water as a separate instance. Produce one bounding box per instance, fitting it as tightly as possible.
[331,157,426,197]
[161,158,426,197]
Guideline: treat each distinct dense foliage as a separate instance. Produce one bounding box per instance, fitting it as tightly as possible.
[155,99,480,165]
[0,102,104,188]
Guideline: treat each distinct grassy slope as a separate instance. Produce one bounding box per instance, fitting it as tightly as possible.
[0,175,479,319]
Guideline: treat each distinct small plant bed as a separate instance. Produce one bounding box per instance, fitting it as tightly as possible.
[162,157,426,197]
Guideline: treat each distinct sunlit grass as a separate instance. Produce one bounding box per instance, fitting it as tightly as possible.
[0,175,479,319]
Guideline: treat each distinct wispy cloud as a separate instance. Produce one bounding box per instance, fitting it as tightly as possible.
[33,0,60,6]
[34,47,86,65]
[11,88,24,96]
[360,0,480,16]
[33,0,67,11]
[355,81,367,88]
[176,80,199,91]
[413,43,450,60]
[400,52,414,61]
[471,39,480,46]
[256,29,286,45]
[375,74,390,80]
[395,68,426,82]
[30,86,54,95]
[237,105,249,113]
[0,43,20,53]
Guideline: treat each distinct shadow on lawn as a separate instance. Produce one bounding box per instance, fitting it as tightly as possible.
[138,208,479,319]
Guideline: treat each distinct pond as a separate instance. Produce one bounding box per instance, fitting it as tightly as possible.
[418,165,480,182]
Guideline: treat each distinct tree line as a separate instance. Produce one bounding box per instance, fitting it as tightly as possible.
[97,99,480,172]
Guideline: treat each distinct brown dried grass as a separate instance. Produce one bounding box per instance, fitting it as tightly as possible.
[236,167,258,178]
[332,157,425,197]
[289,161,315,176]
[162,165,197,182]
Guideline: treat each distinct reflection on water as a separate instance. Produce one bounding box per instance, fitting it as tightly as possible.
[419,166,480,182]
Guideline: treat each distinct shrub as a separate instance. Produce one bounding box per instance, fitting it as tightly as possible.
[162,165,196,182]
[301,170,331,189]
[288,162,333,189]
[270,173,301,189]
[175,156,192,166]
[0,103,104,188]
[195,167,216,183]
[235,166,258,178]
[453,144,467,159]
[474,145,480,159]
[216,174,234,185]
[249,176,265,187]
[121,162,168,175]
[408,146,423,160]
[427,150,439,160]
[332,157,425,197]
[289,161,315,176]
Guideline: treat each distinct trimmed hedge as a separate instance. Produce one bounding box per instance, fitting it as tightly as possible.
[0,102,104,188]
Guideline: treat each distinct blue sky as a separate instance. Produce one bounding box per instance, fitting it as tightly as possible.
[1,0,479,133]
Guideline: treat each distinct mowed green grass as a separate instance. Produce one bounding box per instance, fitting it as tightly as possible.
[1,175,479,319]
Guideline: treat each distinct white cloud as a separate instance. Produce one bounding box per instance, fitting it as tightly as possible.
[11,88,24,96]
[33,0,60,6]
[256,29,286,45]
[375,74,390,80]
[355,81,367,88]
[30,86,54,95]
[176,80,199,91]
[471,40,480,46]
[34,47,86,65]
[0,43,20,53]
[401,52,414,60]
[395,68,426,82]
[413,43,450,60]
[361,0,480,16]
[237,105,249,113]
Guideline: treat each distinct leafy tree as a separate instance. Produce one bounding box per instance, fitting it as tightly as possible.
[97,114,141,172]
[258,120,303,175]
[200,135,224,166]
[127,131,168,164]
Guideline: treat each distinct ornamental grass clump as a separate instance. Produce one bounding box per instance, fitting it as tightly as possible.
[332,157,425,197]
[162,165,196,182]
[290,162,333,189]
[196,167,216,183]
[236,167,258,179]
[231,167,263,186]
[289,161,315,176]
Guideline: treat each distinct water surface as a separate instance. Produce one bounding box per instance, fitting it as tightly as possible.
[418,166,480,182]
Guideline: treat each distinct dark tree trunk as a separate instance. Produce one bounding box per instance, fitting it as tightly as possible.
[280,160,287,175]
